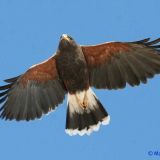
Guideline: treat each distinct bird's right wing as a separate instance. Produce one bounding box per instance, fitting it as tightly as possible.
[81,38,160,89]
[0,56,67,121]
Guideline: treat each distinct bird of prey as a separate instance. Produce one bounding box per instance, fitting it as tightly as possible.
[0,34,160,136]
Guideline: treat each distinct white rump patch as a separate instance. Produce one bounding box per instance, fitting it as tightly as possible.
[67,88,97,115]
[65,115,111,136]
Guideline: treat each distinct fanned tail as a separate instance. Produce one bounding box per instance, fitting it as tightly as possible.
[65,88,110,136]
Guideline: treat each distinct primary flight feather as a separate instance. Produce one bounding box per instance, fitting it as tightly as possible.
[0,34,160,136]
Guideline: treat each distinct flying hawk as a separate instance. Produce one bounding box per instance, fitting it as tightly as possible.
[0,34,160,136]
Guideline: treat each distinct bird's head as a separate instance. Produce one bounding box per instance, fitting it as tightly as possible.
[58,34,78,51]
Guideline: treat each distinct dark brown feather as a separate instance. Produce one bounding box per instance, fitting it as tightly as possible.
[20,56,58,85]
[82,42,131,67]
[4,75,21,83]
[81,38,160,89]
[0,56,66,121]
[146,38,160,45]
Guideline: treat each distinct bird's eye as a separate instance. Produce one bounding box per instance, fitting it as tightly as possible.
[67,35,73,40]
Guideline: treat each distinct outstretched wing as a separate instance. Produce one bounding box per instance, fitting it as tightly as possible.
[81,38,160,89]
[0,56,66,121]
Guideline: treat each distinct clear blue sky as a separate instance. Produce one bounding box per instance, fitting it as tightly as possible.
[0,0,160,160]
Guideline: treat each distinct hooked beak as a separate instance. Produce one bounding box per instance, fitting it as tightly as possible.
[61,34,70,42]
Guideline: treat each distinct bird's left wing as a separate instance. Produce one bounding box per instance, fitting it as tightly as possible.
[81,38,160,89]
[0,56,66,121]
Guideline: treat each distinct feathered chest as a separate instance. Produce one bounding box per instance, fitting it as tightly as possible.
[56,49,87,78]
[55,48,89,92]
